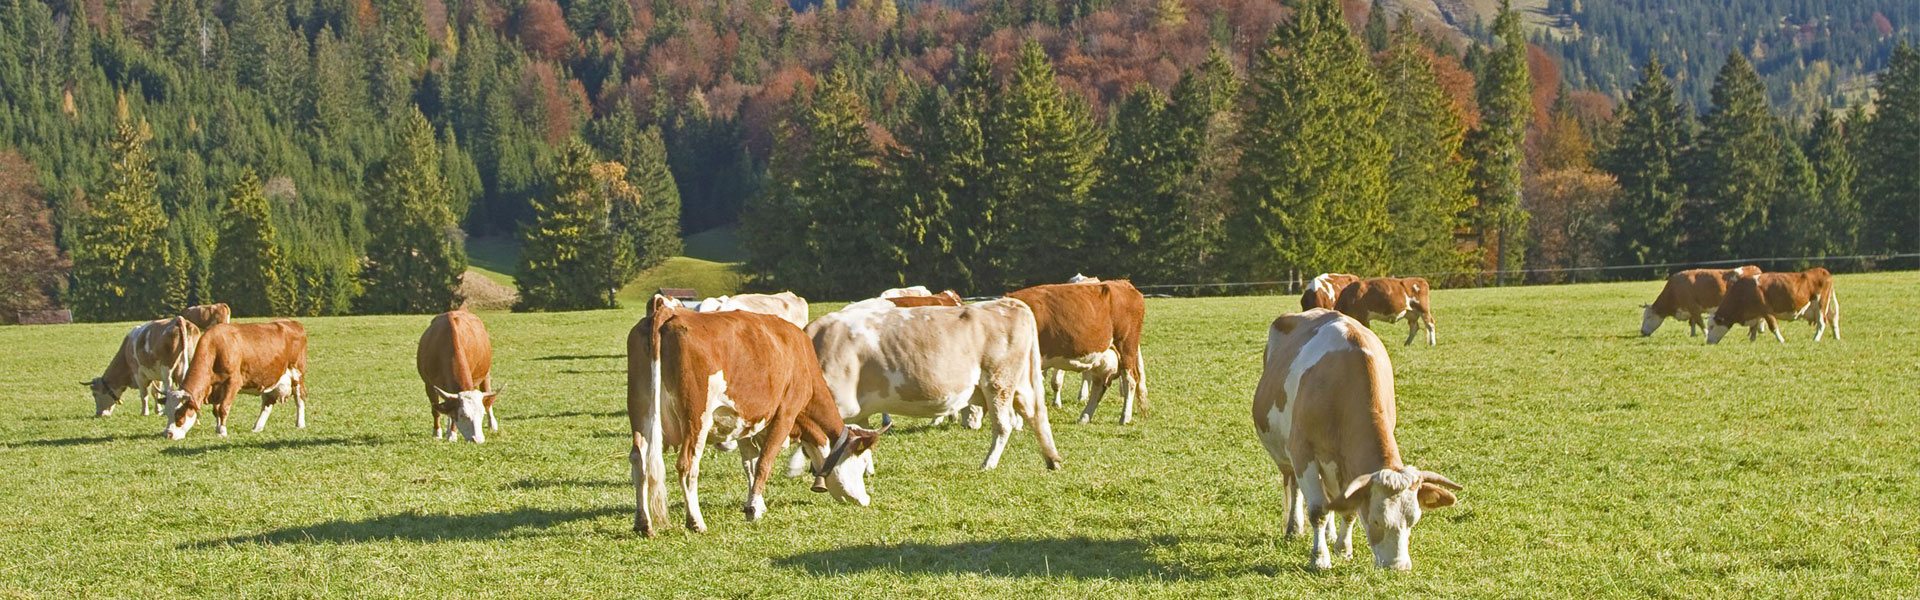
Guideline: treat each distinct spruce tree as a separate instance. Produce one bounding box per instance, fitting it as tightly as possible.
[1376,19,1475,276]
[1086,86,1176,280]
[1603,56,1689,269]
[1465,0,1532,281]
[361,110,465,314]
[987,41,1102,286]
[1226,0,1390,281]
[587,102,683,274]
[942,49,1001,291]
[1804,108,1860,258]
[517,140,621,311]
[1859,43,1920,257]
[792,71,889,297]
[1162,47,1242,283]
[889,82,987,292]
[1683,51,1780,260]
[70,118,178,322]
[211,170,290,317]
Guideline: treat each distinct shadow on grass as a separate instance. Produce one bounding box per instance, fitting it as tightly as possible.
[2,432,150,448]
[559,369,623,375]
[774,536,1194,580]
[159,434,383,457]
[521,409,625,420]
[533,354,625,361]
[184,506,625,547]
[504,477,627,490]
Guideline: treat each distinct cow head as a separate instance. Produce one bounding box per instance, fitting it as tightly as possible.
[160,389,198,439]
[1704,312,1746,345]
[83,378,123,416]
[1639,304,1663,337]
[1341,466,1462,571]
[811,418,891,506]
[434,386,499,443]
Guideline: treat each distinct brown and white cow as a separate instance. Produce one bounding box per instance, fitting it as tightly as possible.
[161,320,309,439]
[628,295,885,535]
[692,292,810,328]
[417,310,500,443]
[1006,280,1148,424]
[1252,309,1463,571]
[884,290,963,308]
[1300,273,1360,312]
[180,303,232,330]
[1640,266,1761,336]
[1707,268,1840,344]
[1334,277,1436,346]
[85,317,201,417]
[807,298,1062,471]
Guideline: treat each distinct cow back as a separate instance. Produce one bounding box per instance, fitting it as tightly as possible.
[417,310,493,392]
[184,320,308,399]
[646,309,836,441]
[181,303,232,330]
[1007,280,1144,360]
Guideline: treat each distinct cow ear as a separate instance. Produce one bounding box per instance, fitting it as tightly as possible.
[1342,473,1375,501]
[1417,483,1457,509]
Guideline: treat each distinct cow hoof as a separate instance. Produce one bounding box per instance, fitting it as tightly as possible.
[686,520,707,534]
[1045,458,1063,471]
[634,522,655,537]
[1077,414,1092,425]
[743,504,765,522]
[1310,559,1334,572]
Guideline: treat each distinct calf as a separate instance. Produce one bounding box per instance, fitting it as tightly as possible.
[1006,280,1149,424]
[1707,268,1840,344]
[417,310,500,443]
[1252,309,1463,571]
[1300,273,1360,311]
[629,296,885,536]
[1334,277,1437,346]
[85,317,200,417]
[1640,266,1760,336]
[808,298,1062,470]
[180,303,232,330]
[884,290,962,308]
[161,320,309,439]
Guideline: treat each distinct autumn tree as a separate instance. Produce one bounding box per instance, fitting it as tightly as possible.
[0,152,68,320]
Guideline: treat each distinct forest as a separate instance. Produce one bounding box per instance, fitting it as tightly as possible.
[0,0,1915,319]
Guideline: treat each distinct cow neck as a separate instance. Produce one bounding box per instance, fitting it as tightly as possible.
[795,383,847,449]
[1648,284,1679,317]
[99,345,135,393]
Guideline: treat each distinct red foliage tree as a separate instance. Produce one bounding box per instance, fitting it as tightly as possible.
[0,152,70,321]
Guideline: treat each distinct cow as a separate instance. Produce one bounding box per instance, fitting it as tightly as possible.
[1068,273,1100,284]
[628,295,886,536]
[1707,268,1840,344]
[689,292,810,328]
[1252,308,1463,571]
[180,303,232,330]
[884,290,963,308]
[1334,277,1437,346]
[1640,266,1762,337]
[1300,273,1360,311]
[1006,280,1148,424]
[84,317,201,417]
[807,298,1062,471]
[160,320,309,440]
[417,310,500,443]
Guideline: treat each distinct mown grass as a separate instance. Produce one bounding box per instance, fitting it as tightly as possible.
[2,272,1915,597]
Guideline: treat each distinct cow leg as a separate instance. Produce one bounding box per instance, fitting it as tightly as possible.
[1423,311,1436,346]
[1299,463,1334,570]
[1688,313,1705,337]
[1767,315,1785,343]
[784,442,811,478]
[293,374,307,429]
[1016,380,1064,471]
[737,437,765,520]
[1047,369,1064,407]
[1259,432,1305,538]
[251,397,275,433]
[487,405,499,432]
[630,433,663,537]
[745,419,794,522]
[980,389,1017,470]
[679,417,712,533]
[1404,317,1419,346]
[427,388,444,439]
[1331,512,1356,559]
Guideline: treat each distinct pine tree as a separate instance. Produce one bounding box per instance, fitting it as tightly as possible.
[587,102,683,274]
[942,49,1001,291]
[1227,0,1390,281]
[1161,47,1241,283]
[1859,43,1920,257]
[776,71,889,297]
[517,140,621,311]
[1465,0,1532,281]
[70,117,179,322]
[987,40,1102,286]
[1765,134,1821,264]
[1086,86,1176,279]
[211,170,290,317]
[1804,108,1860,258]
[361,110,465,314]
[1603,56,1689,269]
[1376,19,1476,276]
[1683,51,1780,260]
[888,82,987,292]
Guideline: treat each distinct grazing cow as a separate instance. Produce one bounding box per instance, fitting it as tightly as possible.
[180,303,232,330]
[1252,309,1463,571]
[1707,268,1840,344]
[1300,273,1360,311]
[878,286,933,299]
[884,290,962,308]
[1334,278,1437,346]
[1640,266,1761,336]
[808,298,1062,470]
[416,310,500,443]
[161,320,309,440]
[85,317,201,417]
[1006,280,1149,424]
[689,292,810,328]
[628,296,886,536]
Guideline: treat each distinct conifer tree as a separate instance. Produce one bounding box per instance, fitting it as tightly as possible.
[1604,56,1689,268]
[889,83,986,292]
[792,71,889,296]
[1766,135,1821,263]
[1859,43,1920,256]
[1161,47,1242,283]
[361,110,465,314]
[1804,108,1860,258]
[1086,86,1176,279]
[587,102,683,274]
[1683,51,1780,260]
[71,117,179,322]
[211,170,290,317]
[1376,18,1475,276]
[988,41,1102,286]
[942,50,1001,291]
[1465,0,1532,281]
[1227,0,1390,281]
[517,140,621,311]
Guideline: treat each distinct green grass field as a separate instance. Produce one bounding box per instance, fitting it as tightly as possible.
[3,272,1916,597]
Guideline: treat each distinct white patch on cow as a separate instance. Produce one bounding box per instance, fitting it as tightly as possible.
[163,410,197,440]
[252,404,274,432]
[1361,468,1424,571]
[1641,305,1665,336]
[1285,323,1354,408]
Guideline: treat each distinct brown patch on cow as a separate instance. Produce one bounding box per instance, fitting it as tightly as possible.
[1006,280,1148,416]
[884,290,962,308]
[1645,267,1760,333]
[1713,268,1839,340]
[180,304,231,330]
[167,320,308,436]
[416,310,497,437]
[1300,273,1359,311]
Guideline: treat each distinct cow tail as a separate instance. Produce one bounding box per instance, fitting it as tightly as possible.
[631,295,673,531]
[171,317,197,392]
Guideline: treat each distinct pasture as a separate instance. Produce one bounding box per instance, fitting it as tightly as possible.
[2,272,1915,597]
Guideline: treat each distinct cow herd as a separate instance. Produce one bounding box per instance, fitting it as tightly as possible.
[75,266,1846,572]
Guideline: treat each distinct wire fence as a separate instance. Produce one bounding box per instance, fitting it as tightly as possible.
[1130,253,1920,297]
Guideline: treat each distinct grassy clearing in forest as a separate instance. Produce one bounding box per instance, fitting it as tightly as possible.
[1,272,1915,597]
